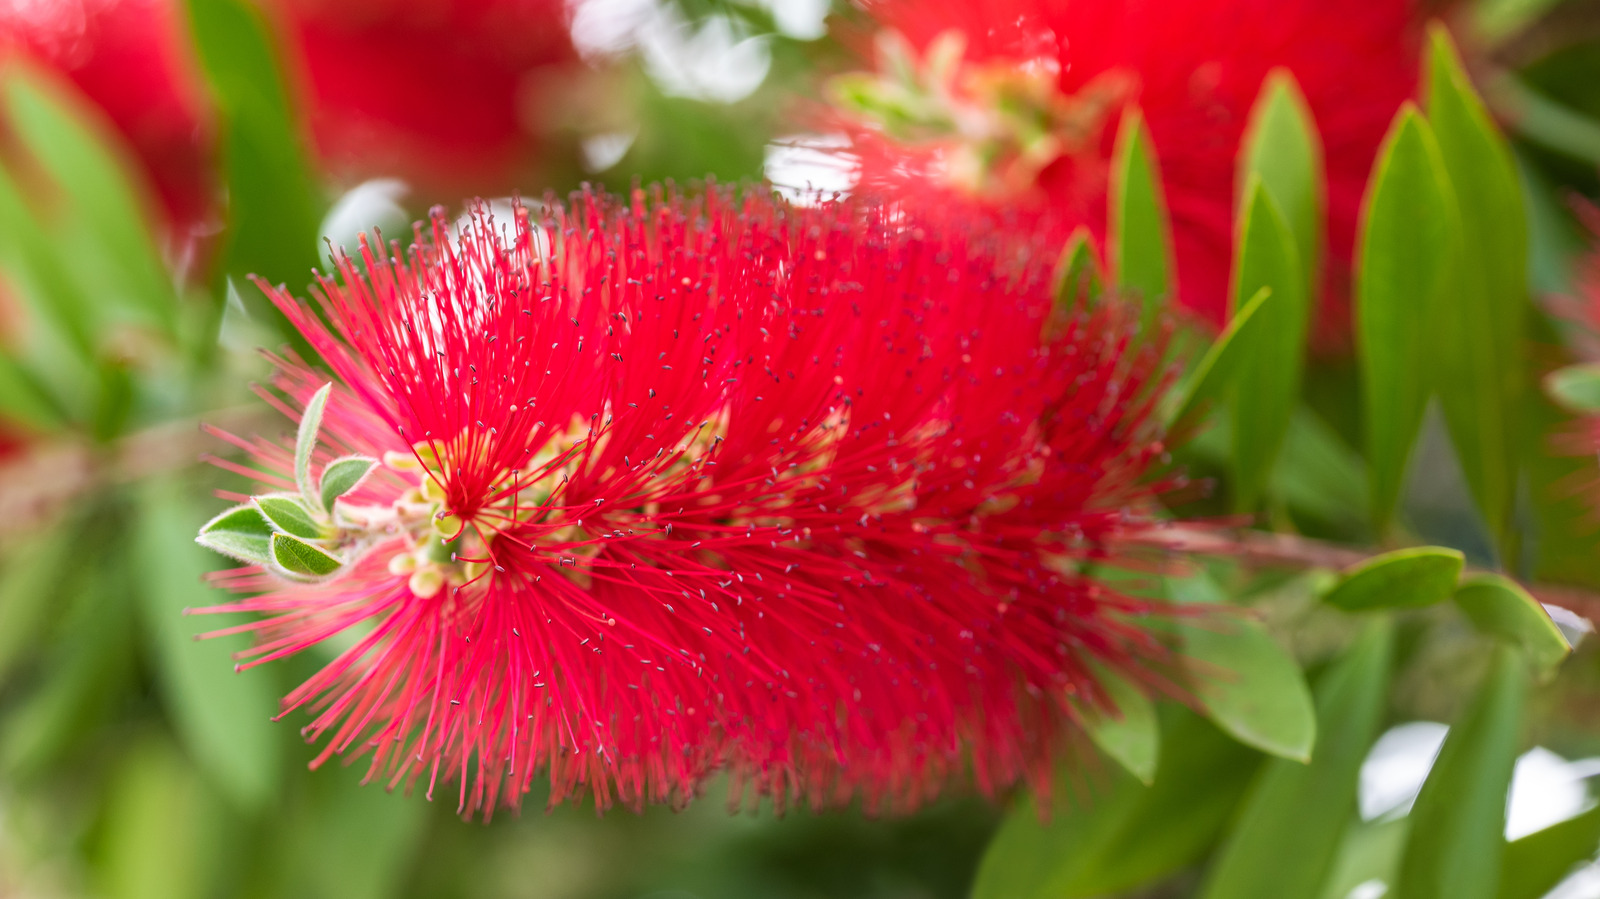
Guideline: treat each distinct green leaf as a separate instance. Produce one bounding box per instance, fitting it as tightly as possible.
[1319,817,1411,899]
[254,494,326,540]
[971,708,1262,899]
[1424,24,1529,560]
[94,735,223,899]
[1321,546,1465,612]
[1355,105,1455,533]
[1454,574,1571,679]
[1228,179,1307,511]
[319,455,378,512]
[1239,68,1324,308]
[1198,618,1394,899]
[1396,644,1528,899]
[136,480,281,812]
[1172,575,1317,761]
[1053,226,1104,313]
[295,383,332,502]
[1109,106,1174,327]
[1543,363,1600,413]
[0,521,78,690]
[1167,286,1274,436]
[1078,666,1159,785]
[195,503,274,565]
[200,503,273,538]
[2,68,179,335]
[270,533,343,579]
[1498,803,1600,899]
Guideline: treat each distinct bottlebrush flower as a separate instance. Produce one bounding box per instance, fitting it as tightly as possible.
[266,0,579,193]
[0,0,216,231]
[834,0,1425,341]
[195,187,1179,817]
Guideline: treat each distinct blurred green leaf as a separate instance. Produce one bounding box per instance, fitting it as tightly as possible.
[1109,106,1173,327]
[1321,547,1464,612]
[1167,286,1273,436]
[1453,574,1571,678]
[1077,666,1158,785]
[1171,574,1316,761]
[287,762,430,899]
[135,479,281,812]
[1543,363,1600,413]
[1396,643,1528,899]
[1497,803,1600,899]
[971,708,1261,899]
[1228,179,1306,512]
[0,519,78,689]
[2,69,180,336]
[1275,406,1371,537]
[1319,817,1411,899]
[92,734,229,899]
[1239,69,1323,308]
[1355,105,1455,533]
[1053,227,1104,314]
[1424,24,1528,561]
[183,0,323,307]
[1198,618,1393,899]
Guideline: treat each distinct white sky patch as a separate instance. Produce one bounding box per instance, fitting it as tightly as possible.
[764,133,857,203]
[319,178,410,262]
[581,130,637,172]
[569,0,771,103]
[762,0,829,40]
[1359,721,1449,822]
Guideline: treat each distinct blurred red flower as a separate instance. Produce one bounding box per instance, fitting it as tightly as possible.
[200,188,1179,816]
[838,0,1426,344]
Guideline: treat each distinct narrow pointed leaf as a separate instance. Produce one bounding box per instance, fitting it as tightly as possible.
[1172,575,1316,761]
[1497,803,1600,899]
[1321,546,1464,612]
[1109,107,1174,327]
[1228,180,1307,511]
[295,383,332,503]
[319,455,378,511]
[270,533,343,578]
[1355,106,1455,531]
[1454,574,1571,678]
[1198,618,1394,899]
[1078,666,1159,785]
[1396,644,1528,899]
[1239,68,1324,307]
[253,495,325,540]
[1544,363,1600,413]
[1424,24,1528,558]
[1053,226,1104,313]
[1167,286,1273,436]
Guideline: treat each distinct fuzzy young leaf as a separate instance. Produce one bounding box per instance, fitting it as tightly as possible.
[1322,546,1464,612]
[1197,619,1393,899]
[196,503,274,565]
[320,455,378,511]
[254,495,326,540]
[1544,363,1600,413]
[1078,666,1159,785]
[1454,574,1571,679]
[270,533,343,578]
[1239,69,1324,307]
[1397,644,1527,899]
[1356,106,1455,533]
[295,383,332,504]
[1228,179,1307,512]
[1109,107,1174,328]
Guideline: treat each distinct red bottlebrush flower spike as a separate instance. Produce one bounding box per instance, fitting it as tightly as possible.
[197,187,1180,817]
[834,0,1425,345]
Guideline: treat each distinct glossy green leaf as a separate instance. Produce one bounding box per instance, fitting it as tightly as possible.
[1498,803,1600,899]
[1078,666,1159,785]
[254,494,326,540]
[295,383,332,502]
[2,68,179,335]
[1321,546,1464,612]
[1173,575,1317,761]
[1544,363,1600,413]
[1355,105,1455,533]
[1424,24,1528,559]
[1396,644,1528,899]
[319,455,378,512]
[971,708,1261,899]
[1239,68,1324,307]
[1167,286,1273,436]
[1053,226,1104,313]
[1228,179,1307,511]
[136,481,281,811]
[271,532,343,578]
[1198,618,1394,899]
[1109,106,1174,327]
[1454,574,1571,678]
